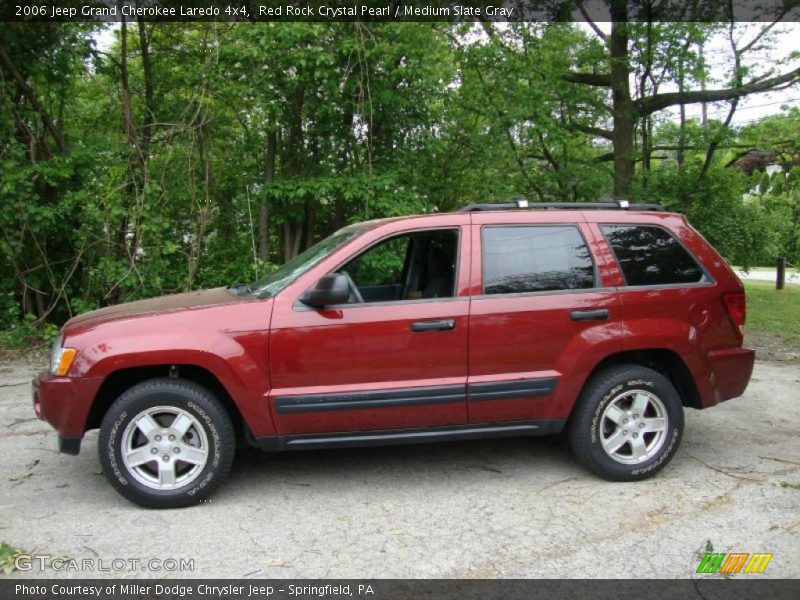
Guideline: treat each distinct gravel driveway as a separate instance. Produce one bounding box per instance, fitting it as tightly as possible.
[1,358,798,579]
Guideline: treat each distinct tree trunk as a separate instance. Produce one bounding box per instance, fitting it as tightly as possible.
[259,130,276,262]
[641,114,650,194]
[117,16,133,272]
[677,57,686,167]
[0,46,67,155]
[302,199,315,251]
[698,41,707,128]
[281,86,306,263]
[609,3,635,197]
[136,14,154,155]
[283,222,303,261]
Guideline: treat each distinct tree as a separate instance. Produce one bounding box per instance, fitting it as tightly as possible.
[565,0,800,196]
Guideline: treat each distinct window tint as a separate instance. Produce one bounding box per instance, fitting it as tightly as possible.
[250,228,362,298]
[339,229,458,303]
[482,226,595,294]
[602,225,703,286]
[346,236,410,289]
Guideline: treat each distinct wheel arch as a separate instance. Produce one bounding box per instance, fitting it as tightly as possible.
[582,348,702,410]
[86,365,245,437]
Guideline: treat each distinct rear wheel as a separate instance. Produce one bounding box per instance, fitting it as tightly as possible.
[98,378,235,508]
[568,365,683,481]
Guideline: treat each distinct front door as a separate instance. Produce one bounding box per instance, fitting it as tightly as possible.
[268,223,471,435]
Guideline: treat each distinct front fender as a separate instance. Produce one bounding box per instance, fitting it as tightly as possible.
[66,300,275,436]
[85,342,274,437]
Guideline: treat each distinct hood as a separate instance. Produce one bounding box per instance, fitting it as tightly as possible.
[63,287,250,332]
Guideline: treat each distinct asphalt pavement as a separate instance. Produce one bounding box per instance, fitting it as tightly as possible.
[1,358,798,579]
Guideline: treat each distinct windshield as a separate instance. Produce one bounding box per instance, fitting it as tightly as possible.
[244,227,363,299]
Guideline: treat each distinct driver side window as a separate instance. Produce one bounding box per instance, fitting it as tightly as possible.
[339,229,458,303]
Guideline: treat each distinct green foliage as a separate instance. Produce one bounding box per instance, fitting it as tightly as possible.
[744,281,800,346]
[643,162,775,268]
[1,21,799,340]
[0,542,26,574]
[0,312,59,350]
[346,236,408,287]
[756,168,800,264]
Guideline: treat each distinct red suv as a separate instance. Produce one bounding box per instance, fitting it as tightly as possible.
[33,200,755,507]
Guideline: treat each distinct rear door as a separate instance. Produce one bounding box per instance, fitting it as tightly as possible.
[467,212,623,424]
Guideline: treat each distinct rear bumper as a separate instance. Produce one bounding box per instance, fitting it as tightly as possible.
[32,371,103,455]
[701,347,756,407]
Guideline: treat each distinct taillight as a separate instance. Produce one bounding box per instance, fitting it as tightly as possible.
[723,292,746,330]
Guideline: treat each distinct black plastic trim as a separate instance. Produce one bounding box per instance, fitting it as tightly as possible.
[468,378,557,401]
[411,319,456,332]
[275,384,466,414]
[470,286,615,300]
[461,200,664,212]
[59,435,82,455]
[253,420,566,452]
[570,308,610,321]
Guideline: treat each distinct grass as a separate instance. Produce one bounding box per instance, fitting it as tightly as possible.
[744,281,800,345]
[0,541,26,574]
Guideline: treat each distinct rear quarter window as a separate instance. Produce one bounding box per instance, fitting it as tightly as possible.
[602,224,704,286]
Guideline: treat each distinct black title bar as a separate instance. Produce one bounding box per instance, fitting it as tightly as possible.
[6,579,800,600]
[2,0,800,23]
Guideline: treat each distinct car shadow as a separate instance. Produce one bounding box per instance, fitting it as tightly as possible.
[225,433,577,492]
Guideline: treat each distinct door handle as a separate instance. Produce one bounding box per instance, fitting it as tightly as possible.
[570,309,610,321]
[411,319,456,332]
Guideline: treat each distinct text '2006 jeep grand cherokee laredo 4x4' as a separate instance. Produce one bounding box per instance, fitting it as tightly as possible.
[33,199,755,508]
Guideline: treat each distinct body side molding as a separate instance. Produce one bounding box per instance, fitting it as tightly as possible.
[274,384,465,414]
[252,419,566,452]
[467,377,557,401]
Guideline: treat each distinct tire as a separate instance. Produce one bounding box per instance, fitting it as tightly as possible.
[568,365,683,481]
[98,378,235,508]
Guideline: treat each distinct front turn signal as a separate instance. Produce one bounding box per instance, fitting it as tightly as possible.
[52,347,77,376]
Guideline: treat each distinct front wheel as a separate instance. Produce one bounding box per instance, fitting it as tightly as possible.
[98,378,235,508]
[568,365,684,481]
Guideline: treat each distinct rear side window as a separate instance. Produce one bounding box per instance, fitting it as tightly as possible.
[482,226,595,294]
[602,225,703,286]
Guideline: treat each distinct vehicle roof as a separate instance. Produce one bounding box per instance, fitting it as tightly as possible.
[351,209,684,231]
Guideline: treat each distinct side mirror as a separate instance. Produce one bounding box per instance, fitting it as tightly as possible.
[300,273,350,308]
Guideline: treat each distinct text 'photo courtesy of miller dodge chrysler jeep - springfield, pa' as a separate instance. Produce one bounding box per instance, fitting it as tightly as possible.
[33,199,755,508]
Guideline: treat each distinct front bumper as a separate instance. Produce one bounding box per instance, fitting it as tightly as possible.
[32,371,103,455]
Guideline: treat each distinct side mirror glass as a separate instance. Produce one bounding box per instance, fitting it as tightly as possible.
[300,273,349,308]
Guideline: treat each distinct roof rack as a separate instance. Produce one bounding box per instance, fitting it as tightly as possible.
[459,198,664,212]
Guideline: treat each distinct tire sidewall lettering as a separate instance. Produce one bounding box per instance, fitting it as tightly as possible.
[100,381,233,506]
[107,410,129,486]
[587,375,678,476]
[631,427,680,476]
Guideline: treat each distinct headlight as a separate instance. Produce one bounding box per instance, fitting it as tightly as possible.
[49,334,77,376]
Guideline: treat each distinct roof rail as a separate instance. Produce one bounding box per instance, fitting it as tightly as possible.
[459,198,664,212]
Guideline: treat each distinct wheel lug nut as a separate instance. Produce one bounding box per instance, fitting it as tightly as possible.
[633,433,639,438]
[633,414,639,419]
[623,418,628,424]
[168,435,175,441]
[622,430,628,435]
[639,423,645,429]
[155,435,161,441]
[150,447,158,455]
[174,447,180,454]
